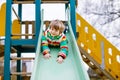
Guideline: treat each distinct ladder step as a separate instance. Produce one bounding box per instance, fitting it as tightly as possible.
[11,47,17,53]
[12,1,35,4]
[95,69,103,75]
[82,57,90,62]
[87,62,97,69]
[11,57,34,60]
[11,72,31,75]
[12,34,35,36]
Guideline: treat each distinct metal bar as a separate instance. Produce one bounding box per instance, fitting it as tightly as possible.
[4,0,12,80]
[25,21,29,39]
[32,21,35,39]
[17,51,22,80]
[70,0,76,37]
[12,39,36,45]
[65,3,68,21]
[35,0,41,48]
[100,41,105,69]
[12,7,21,22]
[18,4,22,21]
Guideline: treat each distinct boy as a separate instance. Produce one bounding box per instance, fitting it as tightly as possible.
[41,20,68,64]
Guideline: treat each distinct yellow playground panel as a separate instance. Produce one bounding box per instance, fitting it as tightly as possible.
[12,19,21,39]
[0,3,21,39]
[76,13,120,79]
[0,3,6,36]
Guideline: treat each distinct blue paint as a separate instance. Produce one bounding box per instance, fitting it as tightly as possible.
[4,0,12,80]
[70,0,76,38]
[35,0,41,48]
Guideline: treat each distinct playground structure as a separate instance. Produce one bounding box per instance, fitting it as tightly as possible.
[0,0,120,80]
[76,13,120,80]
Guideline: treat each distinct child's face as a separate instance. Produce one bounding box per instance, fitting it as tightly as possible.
[50,27,60,36]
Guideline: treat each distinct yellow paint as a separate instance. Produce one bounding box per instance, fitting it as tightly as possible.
[12,19,21,39]
[0,76,1,80]
[0,3,6,36]
[0,76,3,80]
[76,12,120,79]
[76,13,102,64]
[0,3,21,39]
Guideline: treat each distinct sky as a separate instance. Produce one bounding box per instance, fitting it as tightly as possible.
[12,4,65,21]
[0,0,65,21]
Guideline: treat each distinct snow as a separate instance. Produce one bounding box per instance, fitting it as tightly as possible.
[77,0,120,50]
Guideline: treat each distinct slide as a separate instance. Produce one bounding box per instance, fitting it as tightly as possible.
[30,20,90,80]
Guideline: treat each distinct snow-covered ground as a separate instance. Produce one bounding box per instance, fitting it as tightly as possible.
[77,0,120,50]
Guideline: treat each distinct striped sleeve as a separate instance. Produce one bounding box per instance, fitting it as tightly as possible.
[41,31,50,55]
[58,35,68,59]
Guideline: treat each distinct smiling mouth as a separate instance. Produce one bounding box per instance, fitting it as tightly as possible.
[51,33,56,36]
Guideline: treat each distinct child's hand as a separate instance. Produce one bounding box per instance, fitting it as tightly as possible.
[56,56,64,64]
[44,53,51,59]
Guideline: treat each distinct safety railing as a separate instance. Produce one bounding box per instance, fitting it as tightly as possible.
[0,3,35,39]
[76,13,120,80]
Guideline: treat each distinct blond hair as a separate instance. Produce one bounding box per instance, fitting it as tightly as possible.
[49,20,65,33]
